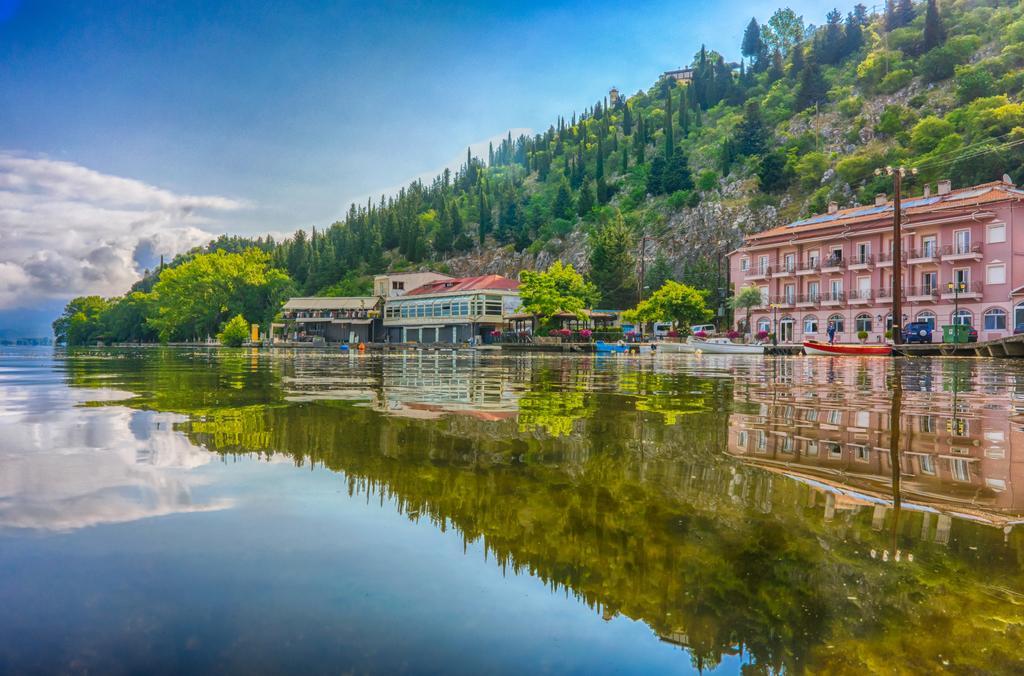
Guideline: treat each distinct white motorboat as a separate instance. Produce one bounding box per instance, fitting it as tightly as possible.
[690,337,765,355]
[656,339,695,354]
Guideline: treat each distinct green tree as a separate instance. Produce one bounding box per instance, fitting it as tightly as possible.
[626,280,713,328]
[647,156,666,195]
[587,216,637,309]
[148,249,293,342]
[730,286,764,335]
[758,151,792,192]
[519,261,598,324]
[763,8,805,57]
[663,83,674,159]
[52,296,110,346]
[922,0,946,52]
[742,18,767,70]
[552,182,574,220]
[735,101,769,156]
[645,253,675,292]
[796,53,828,111]
[662,151,694,194]
[577,180,595,218]
[217,314,250,347]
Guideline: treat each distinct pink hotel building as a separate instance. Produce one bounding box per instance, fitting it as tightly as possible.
[728,179,1024,343]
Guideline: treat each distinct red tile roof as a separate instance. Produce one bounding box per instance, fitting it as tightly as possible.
[744,180,1024,245]
[404,274,520,296]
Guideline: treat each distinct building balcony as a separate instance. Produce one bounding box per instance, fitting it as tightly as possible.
[746,266,771,280]
[796,293,820,307]
[940,281,983,301]
[848,254,874,271]
[796,261,820,275]
[820,257,845,273]
[876,288,907,303]
[821,292,845,306]
[876,252,905,268]
[847,289,874,304]
[907,248,940,265]
[772,263,797,278]
[940,243,983,262]
[906,286,940,303]
[774,295,796,308]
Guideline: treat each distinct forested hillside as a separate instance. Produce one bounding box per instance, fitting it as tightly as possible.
[56,0,1024,343]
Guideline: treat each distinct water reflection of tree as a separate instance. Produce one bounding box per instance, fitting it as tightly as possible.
[63,350,1024,673]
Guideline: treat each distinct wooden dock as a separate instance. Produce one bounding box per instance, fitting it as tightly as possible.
[893,334,1024,358]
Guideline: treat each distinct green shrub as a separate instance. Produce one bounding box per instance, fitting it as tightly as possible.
[876,105,916,137]
[806,186,831,216]
[857,50,905,89]
[696,170,718,192]
[956,66,996,103]
[888,27,921,55]
[908,93,929,109]
[795,152,829,190]
[836,153,881,185]
[1003,18,1024,45]
[857,330,869,342]
[217,314,250,347]
[910,116,956,153]
[878,69,913,94]
[667,190,700,209]
[838,96,862,118]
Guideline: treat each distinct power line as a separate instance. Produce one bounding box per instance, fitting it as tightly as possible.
[912,137,1024,172]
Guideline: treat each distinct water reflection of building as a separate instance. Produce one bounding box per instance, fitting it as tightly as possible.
[727,360,1024,529]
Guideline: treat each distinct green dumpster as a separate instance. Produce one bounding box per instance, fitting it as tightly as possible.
[942,324,969,344]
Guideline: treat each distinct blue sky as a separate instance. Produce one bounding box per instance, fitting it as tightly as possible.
[0,0,831,331]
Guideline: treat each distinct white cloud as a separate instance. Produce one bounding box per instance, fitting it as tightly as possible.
[344,128,534,209]
[0,152,246,309]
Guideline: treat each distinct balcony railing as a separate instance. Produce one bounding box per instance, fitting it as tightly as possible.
[820,256,845,271]
[941,281,984,297]
[747,265,772,279]
[773,262,798,277]
[876,252,906,266]
[797,260,821,274]
[849,254,874,267]
[821,292,845,303]
[796,293,821,305]
[847,289,874,302]
[908,247,940,262]
[940,242,983,259]
[906,286,940,300]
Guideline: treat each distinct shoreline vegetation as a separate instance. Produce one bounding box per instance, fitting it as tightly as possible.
[55,0,1024,346]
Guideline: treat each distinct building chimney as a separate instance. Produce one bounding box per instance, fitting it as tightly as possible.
[875,193,888,206]
[923,184,931,198]
[827,201,838,214]
[937,179,952,195]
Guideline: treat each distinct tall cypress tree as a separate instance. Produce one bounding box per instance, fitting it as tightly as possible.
[795,52,828,111]
[843,12,864,58]
[663,83,674,159]
[789,44,805,79]
[741,18,766,71]
[622,103,633,136]
[923,0,946,52]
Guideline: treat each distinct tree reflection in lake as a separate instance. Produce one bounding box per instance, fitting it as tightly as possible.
[12,348,1024,672]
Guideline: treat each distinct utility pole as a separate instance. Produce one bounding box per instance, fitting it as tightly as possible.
[637,233,648,304]
[875,165,917,345]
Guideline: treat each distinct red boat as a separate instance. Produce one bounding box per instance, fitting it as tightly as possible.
[802,340,892,356]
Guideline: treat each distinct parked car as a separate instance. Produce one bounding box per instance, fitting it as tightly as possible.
[690,324,716,335]
[967,325,978,342]
[902,322,934,343]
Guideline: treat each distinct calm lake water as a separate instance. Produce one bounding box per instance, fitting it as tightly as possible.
[1,346,1023,674]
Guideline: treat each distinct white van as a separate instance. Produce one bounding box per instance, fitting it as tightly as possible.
[652,322,673,337]
[690,324,716,335]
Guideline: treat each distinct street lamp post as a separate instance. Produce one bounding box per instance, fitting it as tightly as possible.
[770,303,781,346]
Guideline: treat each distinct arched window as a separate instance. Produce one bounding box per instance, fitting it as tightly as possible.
[1015,302,1024,331]
[757,318,770,334]
[916,310,936,330]
[803,315,819,334]
[827,314,845,333]
[952,309,972,326]
[855,313,872,333]
[984,308,1007,331]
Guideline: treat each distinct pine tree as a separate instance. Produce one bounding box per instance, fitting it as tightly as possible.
[735,100,768,156]
[645,253,675,292]
[620,145,629,174]
[552,182,573,220]
[789,44,805,79]
[741,18,766,70]
[896,0,915,27]
[663,82,674,159]
[647,156,666,195]
[795,52,828,111]
[577,181,595,217]
[478,192,492,245]
[843,12,864,58]
[821,8,844,65]
[768,49,785,81]
[596,131,605,180]
[884,0,897,30]
[678,86,690,137]
[923,0,946,52]
[662,150,694,194]
[587,217,636,308]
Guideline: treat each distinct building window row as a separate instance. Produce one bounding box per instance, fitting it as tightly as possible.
[384,294,505,320]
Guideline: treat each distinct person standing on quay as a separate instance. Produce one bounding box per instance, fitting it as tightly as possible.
[827,321,837,345]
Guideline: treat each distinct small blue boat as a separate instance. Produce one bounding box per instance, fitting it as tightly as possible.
[595,340,628,353]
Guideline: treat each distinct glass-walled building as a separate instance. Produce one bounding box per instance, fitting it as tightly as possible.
[382,274,521,343]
